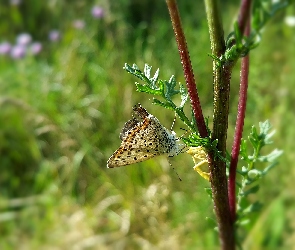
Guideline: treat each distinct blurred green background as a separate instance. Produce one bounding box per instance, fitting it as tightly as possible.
[0,0,295,249]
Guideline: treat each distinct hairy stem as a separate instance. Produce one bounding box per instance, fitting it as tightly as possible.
[166,0,208,137]
[204,0,235,249]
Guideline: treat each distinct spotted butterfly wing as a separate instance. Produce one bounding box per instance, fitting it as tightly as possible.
[107,104,181,168]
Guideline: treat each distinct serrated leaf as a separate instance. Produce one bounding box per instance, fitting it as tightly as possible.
[124,63,149,82]
[164,76,179,100]
[259,120,271,135]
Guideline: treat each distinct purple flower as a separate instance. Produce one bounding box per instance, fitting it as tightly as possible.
[48,30,60,42]
[16,33,32,46]
[72,19,85,29]
[30,42,42,55]
[0,42,12,55]
[91,6,104,19]
[10,45,26,59]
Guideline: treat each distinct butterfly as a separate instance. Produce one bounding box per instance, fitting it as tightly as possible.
[107,104,184,168]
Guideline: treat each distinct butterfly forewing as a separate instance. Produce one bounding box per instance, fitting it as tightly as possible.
[120,118,140,141]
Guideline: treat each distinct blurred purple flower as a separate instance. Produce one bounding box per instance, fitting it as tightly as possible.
[0,42,12,55]
[30,42,42,55]
[48,30,60,42]
[10,45,26,59]
[72,19,85,29]
[91,6,104,19]
[10,0,21,5]
[16,33,32,46]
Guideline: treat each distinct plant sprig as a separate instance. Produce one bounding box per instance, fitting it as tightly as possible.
[124,63,194,130]
[210,0,288,68]
[236,121,283,228]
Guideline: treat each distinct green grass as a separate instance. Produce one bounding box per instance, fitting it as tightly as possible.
[0,1,295,249]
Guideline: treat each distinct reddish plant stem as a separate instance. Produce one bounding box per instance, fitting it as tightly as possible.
[228,21,251,221]
[237,0,252,32]
[166,0,208,138]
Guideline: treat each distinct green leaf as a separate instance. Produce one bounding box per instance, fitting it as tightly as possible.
[124,63,148,82]
[240,185,260,196]
[163,76,179,101]
[259,120,271,135]
[252,0,288,32]
[206,217,217,227]
[204,187,213,199]
[240,139,249,161]
[179,83,188,108]
[257,149,283,162]
[152,98,175,110]
[234,22,243,49]
[236,218,250,226]
[236,182,243,189]
[135,83,162,95]
[144,64,152,79]
[243,201,263,214]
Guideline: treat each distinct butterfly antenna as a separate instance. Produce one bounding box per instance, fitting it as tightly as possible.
[168,158,182,181]
[170,113,177,131]
[179,128,190,139]
[174,167,182,181]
